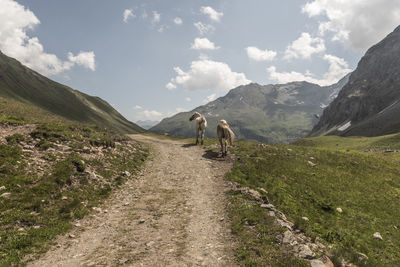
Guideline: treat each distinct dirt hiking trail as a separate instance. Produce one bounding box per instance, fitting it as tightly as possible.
[28,134,237,266]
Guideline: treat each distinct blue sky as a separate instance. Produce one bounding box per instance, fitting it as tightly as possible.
[1,0,400,122]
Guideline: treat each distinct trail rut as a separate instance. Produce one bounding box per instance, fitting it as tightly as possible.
[28,134,236,266]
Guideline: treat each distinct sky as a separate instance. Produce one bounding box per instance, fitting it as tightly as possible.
[1,0,400,122]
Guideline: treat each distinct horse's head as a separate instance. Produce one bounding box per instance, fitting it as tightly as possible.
[189,112,201,121]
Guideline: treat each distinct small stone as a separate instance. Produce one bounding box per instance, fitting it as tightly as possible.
[123,171,131,177]
[139,219,145,224]
[123,202,130,206]
[297,244,315,259]
[146,241,155,247]
[74,223,82,227]
[373,232,383,240]
[260,203,276,211]
[282,230,296,245]
[308,161,317,167]
[336,207,343,213]
[1,192,11,199]
[18,228,25,231]
[56,244,62,248]
[276,218,293,230]
[258,187,268,194]
[0,186,6,191]
[302,217,309,221]
[287,149,293,152]
[62,196,68,200]
[310,157,315,160]
[33,225,41,229]
[219,217,224,221]
[119,258,128,264]
[68,233,76,238]
[311,256,334,267]
[268,211,275,217]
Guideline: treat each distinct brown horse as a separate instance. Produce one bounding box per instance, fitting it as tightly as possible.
[217,120,235,156]
[189,112,207,145]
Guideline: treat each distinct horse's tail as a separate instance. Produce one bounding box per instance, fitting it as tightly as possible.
[224,126,235,145]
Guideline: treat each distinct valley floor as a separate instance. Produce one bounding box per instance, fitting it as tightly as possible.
[28,134,236,266]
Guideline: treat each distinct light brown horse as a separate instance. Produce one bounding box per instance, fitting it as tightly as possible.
[189,112,207,145]
[217,120,235,156]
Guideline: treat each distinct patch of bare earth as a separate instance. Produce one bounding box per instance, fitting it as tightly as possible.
[28,134,236,266]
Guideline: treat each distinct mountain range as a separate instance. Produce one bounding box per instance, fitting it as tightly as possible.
[310,25,400,137]
[151,75,349,143]
[0,51,143,133]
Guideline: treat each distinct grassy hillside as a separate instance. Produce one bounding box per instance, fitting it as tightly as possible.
[222,134,400,266]
[0,51,144,134]
[0,88,148,265]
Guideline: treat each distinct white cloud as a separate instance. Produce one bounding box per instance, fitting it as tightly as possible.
[200,6,223,22]
[142,109,163,120]
[205,93,217,102]
[134,105,143,110]
[152,11,160,24]
[0,0,95,76]
[302,0,400,50]
[174,17,183,25]
[68,51,96,71]
[166,82,177,90]
[191,38,219,50]
[170,59,251,91]
[185,97,191,102]
[267,54,352,86]
[246,46,277,61]
[284,32,325,60]
[123,9,135,23]
[193,22,215,35]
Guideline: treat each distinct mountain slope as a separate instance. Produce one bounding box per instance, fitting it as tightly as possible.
[151,76,349,143]
[0,51,144,133]
[310,25,400,137]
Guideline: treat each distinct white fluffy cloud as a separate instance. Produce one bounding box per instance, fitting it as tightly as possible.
[134,105,143,110]
[0,0,95,76]
[267,54,351,86]
[166,82,177,90]
[284,32,325,60]
[142,109,163,121]
[302,0,400,50]
[200,6,223,22]
[246,46,277,61]
[174,17,183,25]
[185,97,191,102]
[193,22,215,35]
[169,59,251,91]
[152,11,161,24]
[68,51,96,71]
[123,9,135,23]
[191,38,219,50]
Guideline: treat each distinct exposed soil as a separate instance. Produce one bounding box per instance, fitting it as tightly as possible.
[28,134,236,266]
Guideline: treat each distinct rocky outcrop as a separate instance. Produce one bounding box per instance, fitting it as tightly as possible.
[310,25,400,137]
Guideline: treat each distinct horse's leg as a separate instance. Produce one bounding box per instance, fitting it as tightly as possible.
[219,138,223,155]
[201,129,205,145]
[224,138,228,156]
[195,128,199,145]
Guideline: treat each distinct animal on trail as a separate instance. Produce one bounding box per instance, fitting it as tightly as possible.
[217,120,235,156]
[189,112,207,145]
